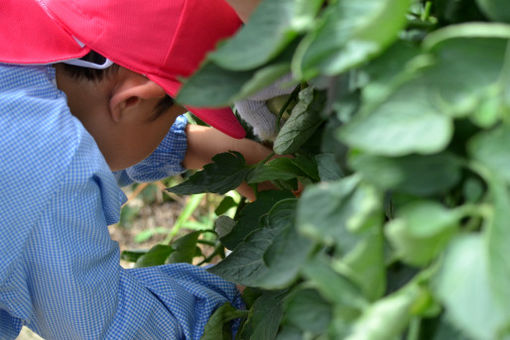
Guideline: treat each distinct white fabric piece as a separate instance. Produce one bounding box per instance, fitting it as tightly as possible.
[234,74,297,141]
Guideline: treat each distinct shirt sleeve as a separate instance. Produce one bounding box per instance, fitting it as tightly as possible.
[6,126,242,340]
[115,115,188,187]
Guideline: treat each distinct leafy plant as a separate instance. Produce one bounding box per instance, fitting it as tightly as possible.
[143,0,510,338]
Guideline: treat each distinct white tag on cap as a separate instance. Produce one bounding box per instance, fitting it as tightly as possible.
[61,37,113,69]
[62,57,114,69]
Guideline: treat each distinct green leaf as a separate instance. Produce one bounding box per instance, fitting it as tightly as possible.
[433,234,508,340]
[178,46,295,108]
[247,158,306,184]
[485,175,510,320]
[315,153,344,181]
[283,288,332,334]
[385,201,460,266]
[335,224,386,301]
[297,176,386,299]
[423,38,507,119]
[201,303,248,340]
[297,176,380,251]
[274,87,327,155]
[210,220,276,288]
[215,196,238,216]
[292,0,411,78]
[342,36,508,155]
[135,244,174,268]
[345,284,420,340]
[176,62,253,107]
[468,124,510,184]
[338,81,453,156]
[238,290,287,340]
[211,199,313,289]
[220,190,294,250]
[167,231,201,264]
[215,215,236,239]
[208,0,324,71]
[235,62,292,101]
[349,153,462,196]
[302,254,367,310]
[247,155,319,184]
[361,41,422,108]
[275,325,302,340]
[476,0,510,22]
[261,200,315,288]
[120,249,147,263]
[288,154,320,182]
[168,152,250,195]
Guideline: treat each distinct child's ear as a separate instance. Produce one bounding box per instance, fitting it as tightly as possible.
[109,79,166,122]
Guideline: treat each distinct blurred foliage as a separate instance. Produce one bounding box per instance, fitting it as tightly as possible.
[129,0,510,339]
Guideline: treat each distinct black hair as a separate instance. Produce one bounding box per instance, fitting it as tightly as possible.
[60,51,175,116]
[61,51,119,82]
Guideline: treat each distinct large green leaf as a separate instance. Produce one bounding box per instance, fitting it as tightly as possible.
[167,152,250,195]
[302,254,367,310]
[349,153,462,196]
[315,153,344,182]
[338,81,453,156]
[211,199,312,289]
[468,124,510,184]
[176,57,291,107]
[433,235,508,340]
[283,287,332,334]
[220,190,294,250]
[176,62,253,107]
[292,0,411,78]
[360,40,422,110]
[134,244,173,268]
[341,37,507,156]
[208,0,324,71]
[201,303,248,340]
[475,0,510,22]
[385,201,461,266]
[238,290,287,340]
[335,225,386,301]
[297,177,385,299]
[345,284,420,340]
[167,231,201,264]
[247,158,305,184]
[485,176,510,321]
[423,38,507,119]
[274,87,327,155]
[297,176,373,251]
[261,200,315,287]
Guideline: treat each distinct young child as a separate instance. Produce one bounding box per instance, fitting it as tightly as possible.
[0,0,269,339]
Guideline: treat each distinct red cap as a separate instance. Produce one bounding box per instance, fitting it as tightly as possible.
[0,0,246,138]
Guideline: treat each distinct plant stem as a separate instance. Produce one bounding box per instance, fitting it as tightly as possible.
[420,1,432,22]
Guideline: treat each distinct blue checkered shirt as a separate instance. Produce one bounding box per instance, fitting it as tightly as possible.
[0,64,241,339]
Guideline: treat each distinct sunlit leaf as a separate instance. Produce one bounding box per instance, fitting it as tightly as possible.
[293,0,411,78]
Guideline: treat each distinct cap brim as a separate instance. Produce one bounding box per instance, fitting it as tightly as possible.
[0,0,88,64]
[150,75,246,139]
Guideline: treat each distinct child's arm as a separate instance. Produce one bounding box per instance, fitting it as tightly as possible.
[183,124,273,201]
